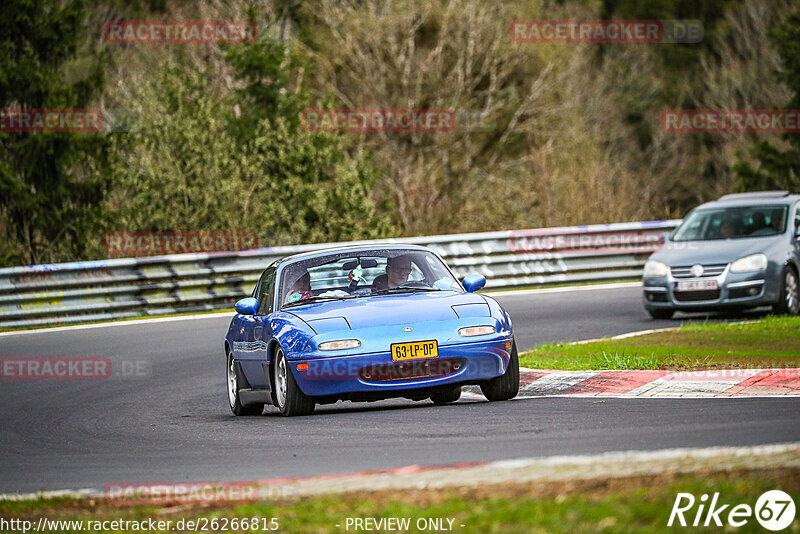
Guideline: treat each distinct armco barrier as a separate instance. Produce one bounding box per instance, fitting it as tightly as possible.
[0,220,680,328]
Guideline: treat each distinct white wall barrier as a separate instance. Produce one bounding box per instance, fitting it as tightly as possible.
[0,220,680,328]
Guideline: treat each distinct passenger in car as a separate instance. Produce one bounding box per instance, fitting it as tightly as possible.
[285,271,311,303]
[769,209,784,232]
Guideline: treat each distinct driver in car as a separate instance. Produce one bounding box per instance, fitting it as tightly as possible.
[719,218,736,238]
[372,255,412,290]
[769,209,784,232]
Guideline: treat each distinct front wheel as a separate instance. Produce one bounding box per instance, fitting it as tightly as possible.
[227,350,263,416]
[480,340,520,401]
[773,266,800,315]
[273,347,315,416]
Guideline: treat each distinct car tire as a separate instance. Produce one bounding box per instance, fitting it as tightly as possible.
[227,349,263,416]
[430,386,461,405]
[273,347,315,417]
[773,266,800,315]
[648,308,674,320]
[480,340,520,401]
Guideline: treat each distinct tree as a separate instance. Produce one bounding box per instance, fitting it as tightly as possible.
[734,7,800,191]
[105,31,393,247]
[0,0,109,265]
[223,28,307,139]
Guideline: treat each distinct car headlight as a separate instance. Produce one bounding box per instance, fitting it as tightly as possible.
[458,326,496,337]
[318,339,361,351]
[730,253,768,273]
[643,260,668,278]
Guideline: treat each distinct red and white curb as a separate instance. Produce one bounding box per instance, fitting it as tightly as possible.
[465,368,800,399]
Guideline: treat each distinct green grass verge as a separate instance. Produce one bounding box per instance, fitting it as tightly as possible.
[519,315,800,370]
[1,470,797,533]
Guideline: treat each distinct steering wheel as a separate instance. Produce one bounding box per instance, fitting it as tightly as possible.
[398,280,431,289]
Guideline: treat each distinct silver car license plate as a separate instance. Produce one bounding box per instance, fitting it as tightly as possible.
[674,279,718,292]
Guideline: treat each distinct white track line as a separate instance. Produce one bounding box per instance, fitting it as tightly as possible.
[573,319,759,345]
[0,312,233,337]
[485,281,641,297]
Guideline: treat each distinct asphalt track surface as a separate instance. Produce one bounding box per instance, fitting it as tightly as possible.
[1,284,798,493]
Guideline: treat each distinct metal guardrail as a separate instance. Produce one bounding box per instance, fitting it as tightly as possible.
[0,220,681,328]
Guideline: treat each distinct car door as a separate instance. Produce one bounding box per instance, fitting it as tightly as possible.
[793,202,800,264]
[244,267,276,388]
[230,271,265,362]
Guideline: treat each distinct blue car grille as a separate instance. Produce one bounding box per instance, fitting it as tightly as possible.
[670,264,727,278]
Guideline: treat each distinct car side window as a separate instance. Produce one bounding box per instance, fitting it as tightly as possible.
[795,204,800,235]
[256,268,276,316]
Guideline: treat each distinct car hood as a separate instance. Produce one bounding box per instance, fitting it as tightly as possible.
[285,291,490,333]
[651,236,781,265]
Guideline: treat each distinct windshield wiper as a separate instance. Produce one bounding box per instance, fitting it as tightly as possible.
[373,287,439,295]
[282,295,352,308]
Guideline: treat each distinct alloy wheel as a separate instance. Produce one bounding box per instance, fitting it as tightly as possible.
[226,352,237,407]
[275,350,287,409]
[786,270,799,314]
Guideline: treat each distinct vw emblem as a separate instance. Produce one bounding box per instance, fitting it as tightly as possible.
[690,264,704,277]
[403,326,413,332]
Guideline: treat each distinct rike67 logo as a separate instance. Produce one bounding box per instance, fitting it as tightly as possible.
[668,490,796,531]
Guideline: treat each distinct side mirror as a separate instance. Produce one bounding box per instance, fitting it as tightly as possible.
[462,274,486,293]
[235,297,259,315]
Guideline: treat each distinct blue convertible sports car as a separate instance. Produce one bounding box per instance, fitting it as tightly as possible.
[225,245,519,416]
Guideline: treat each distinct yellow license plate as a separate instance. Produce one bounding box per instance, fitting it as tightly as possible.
[391,340,438,361]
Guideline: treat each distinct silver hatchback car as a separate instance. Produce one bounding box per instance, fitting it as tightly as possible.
[643,191,800,319]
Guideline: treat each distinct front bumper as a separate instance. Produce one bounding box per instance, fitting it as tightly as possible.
[289,338,512,397]
[643,263,781,311]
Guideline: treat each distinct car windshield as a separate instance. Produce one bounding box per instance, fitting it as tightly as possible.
[278,249,463,308]
[671,205,788,241]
